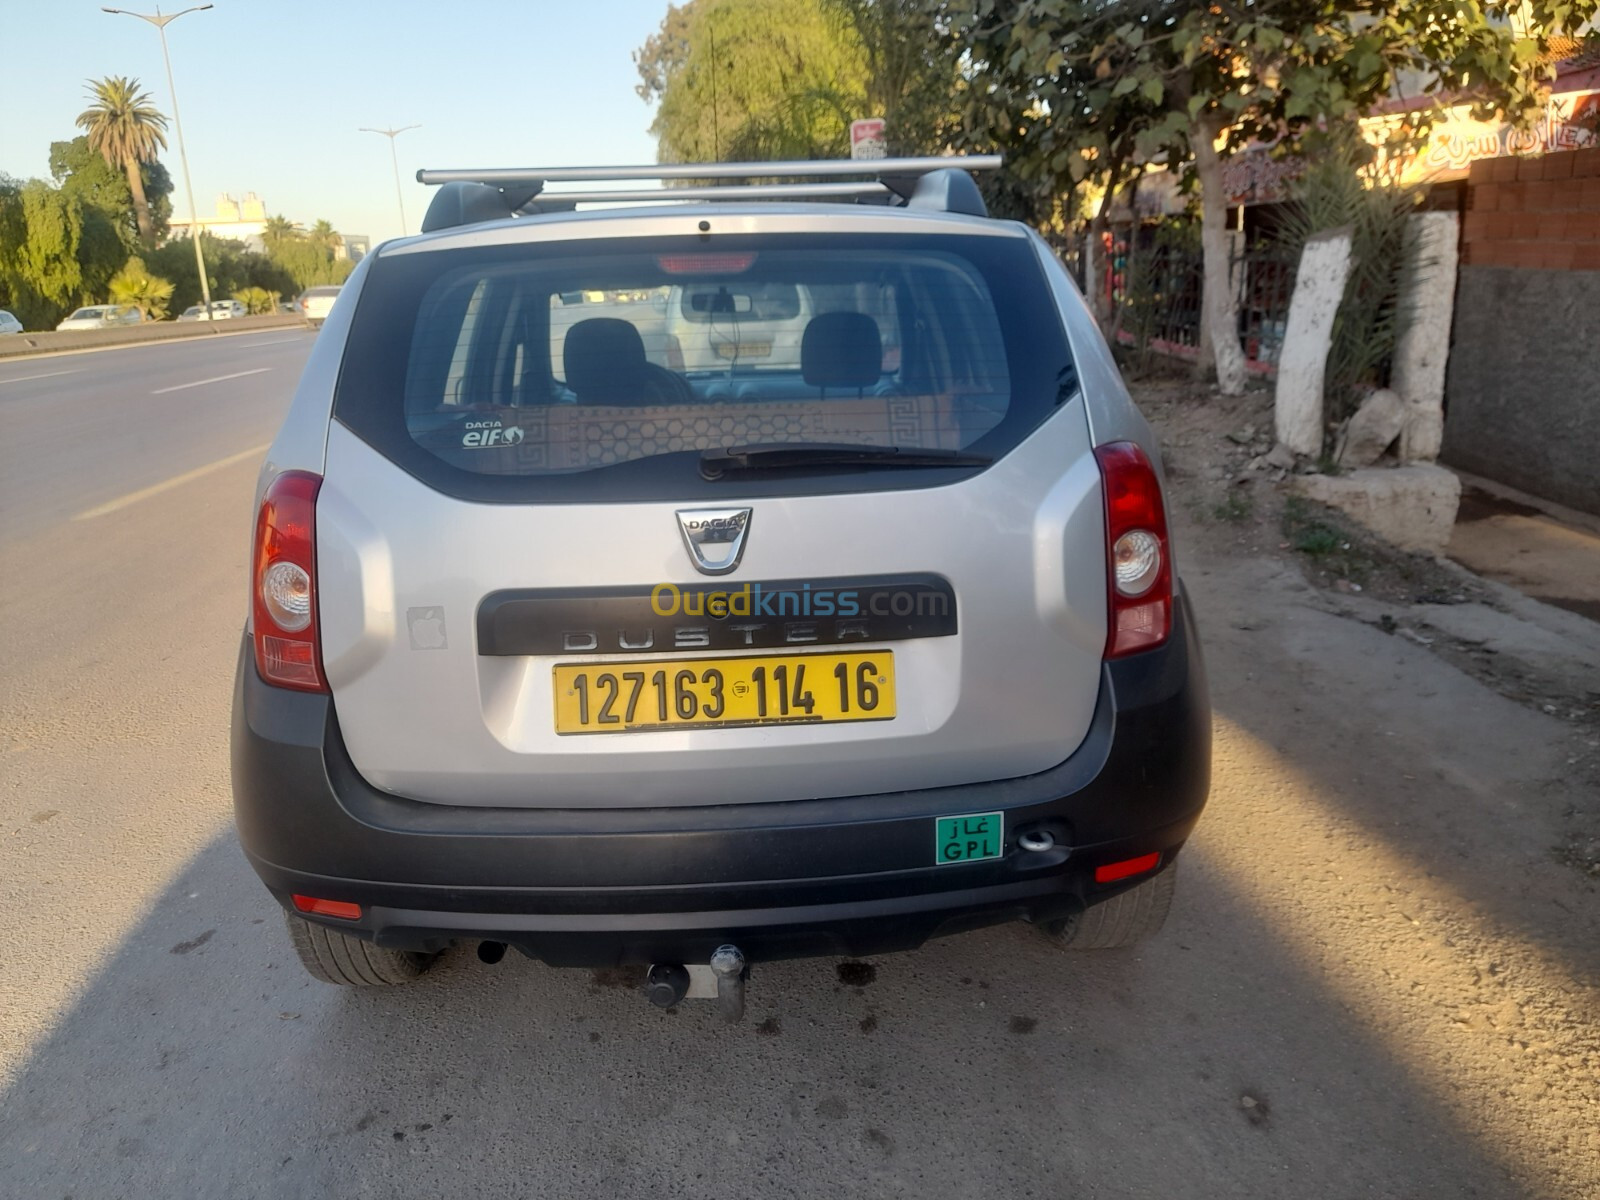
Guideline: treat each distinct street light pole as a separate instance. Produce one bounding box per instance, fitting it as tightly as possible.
[103,4,214,316]
[359,125,421,237]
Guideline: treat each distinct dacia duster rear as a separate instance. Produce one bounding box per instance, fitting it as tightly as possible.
[232,158,1209,1014]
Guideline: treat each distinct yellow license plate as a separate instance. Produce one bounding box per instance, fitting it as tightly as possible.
[553,651,895,735]
[713,340,772,359]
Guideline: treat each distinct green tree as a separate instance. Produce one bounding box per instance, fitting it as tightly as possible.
[148,232,241,313]
[307,218,340,256]
[635,0,869,163]
[75,206,128,312]
[50,135,173,247]
[108,255,175,319]
[146,232,281,313]
[261,213,299,255]
[251,215,354,291]
[49,135,167,305]
[271,236,356,290]
[239,252,300,304]
[828,0,962,155]
[75,76,168,248]
[948,0,1598,394]
[0,176,87,329]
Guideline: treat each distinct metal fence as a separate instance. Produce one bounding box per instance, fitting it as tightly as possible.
[1104,234,1298,373]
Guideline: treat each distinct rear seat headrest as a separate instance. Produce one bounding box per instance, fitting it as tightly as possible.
[801,312,882,388]
[565,318,647,396]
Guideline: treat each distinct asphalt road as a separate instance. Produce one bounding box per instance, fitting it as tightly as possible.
[1,337,1596,1199]
[0,330,310,541]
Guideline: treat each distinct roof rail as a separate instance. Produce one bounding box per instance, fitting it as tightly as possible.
[415,155,1002,233]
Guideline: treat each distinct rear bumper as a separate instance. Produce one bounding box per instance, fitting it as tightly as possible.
[231,591,1210,966]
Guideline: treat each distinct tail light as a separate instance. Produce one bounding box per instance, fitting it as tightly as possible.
[252,470,326,691]
[664,333,685,371]
[1094,441,1172,658]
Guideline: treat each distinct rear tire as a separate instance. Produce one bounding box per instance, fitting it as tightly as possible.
[1048,864,1177,949]
[283,911,435,986]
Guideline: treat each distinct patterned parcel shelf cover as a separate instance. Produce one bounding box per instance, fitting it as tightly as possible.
[421,394,999,474]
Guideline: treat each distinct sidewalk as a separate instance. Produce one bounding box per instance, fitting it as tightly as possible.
[1446,471,1600,623]
[1133,373,1600,877]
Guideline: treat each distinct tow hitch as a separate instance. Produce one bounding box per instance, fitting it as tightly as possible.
[645,945,748,1022]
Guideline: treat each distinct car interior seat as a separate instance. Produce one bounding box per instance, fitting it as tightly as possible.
[563,318,693,406]
[801,312,883,398]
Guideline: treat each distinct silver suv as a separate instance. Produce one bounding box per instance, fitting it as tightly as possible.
[231,158,1209,1016]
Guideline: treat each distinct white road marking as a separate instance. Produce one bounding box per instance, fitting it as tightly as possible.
[0,369,80,385]
[236,337,305,347]
[72,444,270,521]
[151,367,271,394]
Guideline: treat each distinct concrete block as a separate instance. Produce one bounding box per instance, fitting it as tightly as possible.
[1274,227,1354,457]
[1290,465,1462,555]
[1338,388,1405,467]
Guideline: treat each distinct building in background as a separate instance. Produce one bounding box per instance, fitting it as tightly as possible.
[165,192,367,261]
[166,191,270,250]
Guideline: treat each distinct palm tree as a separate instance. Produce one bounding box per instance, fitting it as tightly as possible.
[308,219,341,257]
[261,214,300,254]
[76,76,168,248]
[107,257,175,320]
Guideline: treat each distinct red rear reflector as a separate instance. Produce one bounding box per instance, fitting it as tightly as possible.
[292,895,362,920]
[1095,852,1162,883]
[260,636,321,687]
[656,252,756,275]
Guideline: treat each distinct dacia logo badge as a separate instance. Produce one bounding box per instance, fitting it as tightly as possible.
[676,508,752,576]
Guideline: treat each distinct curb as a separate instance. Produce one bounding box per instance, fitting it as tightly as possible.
[0,315,308,362]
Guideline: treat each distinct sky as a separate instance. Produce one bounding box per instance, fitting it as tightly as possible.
[0,0,672,244]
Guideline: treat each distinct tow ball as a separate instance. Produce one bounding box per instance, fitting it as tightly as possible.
[645,945,748,1022]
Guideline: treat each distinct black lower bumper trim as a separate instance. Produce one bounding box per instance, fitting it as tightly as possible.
[232,591,1210,964]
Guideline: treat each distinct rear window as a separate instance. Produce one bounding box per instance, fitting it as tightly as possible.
[334,232,1077,503]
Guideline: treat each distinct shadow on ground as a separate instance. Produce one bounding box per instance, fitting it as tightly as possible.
[0,820,1535,1200]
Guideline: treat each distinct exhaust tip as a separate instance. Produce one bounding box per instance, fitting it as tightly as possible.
[477,940,507,964]
[645,963,691,1009]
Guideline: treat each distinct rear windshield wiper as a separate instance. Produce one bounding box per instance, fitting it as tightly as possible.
[699,442,993,479]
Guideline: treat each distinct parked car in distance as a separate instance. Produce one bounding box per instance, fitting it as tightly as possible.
[209,299,247,319]
[298,285,341,329]
[55,305,143,331]
[0,310,23,335]
[177,305,206,322]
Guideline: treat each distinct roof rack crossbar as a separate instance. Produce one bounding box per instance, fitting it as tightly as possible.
[416,155,1001,187]
[414,157,1005,232]
[522,182,892,207]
